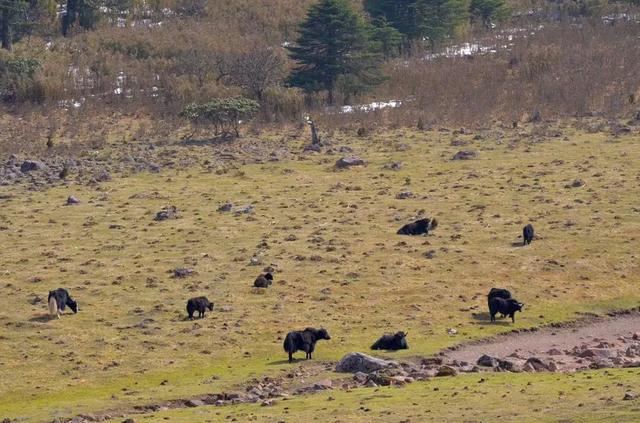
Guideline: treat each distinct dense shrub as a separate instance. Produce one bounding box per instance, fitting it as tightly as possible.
[180,97,260,137]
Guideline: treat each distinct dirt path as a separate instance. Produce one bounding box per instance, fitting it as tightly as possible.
[445,311,640,371]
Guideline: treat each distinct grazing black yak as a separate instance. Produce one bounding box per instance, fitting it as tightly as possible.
[283,327,331,363]
[48,288,78,319]
[371,331,408,351]
[489,297,523,323]
[254,272,274,288]
[397,218,438,236]
[523,224,534,245]
[487,288,513,318]
[186,296,214,320]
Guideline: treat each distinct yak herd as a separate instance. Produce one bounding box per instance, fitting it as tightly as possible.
[47,219,534,362]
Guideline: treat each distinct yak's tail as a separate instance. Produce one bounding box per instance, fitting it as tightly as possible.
[48,296,58,316]
[283,334,295,353]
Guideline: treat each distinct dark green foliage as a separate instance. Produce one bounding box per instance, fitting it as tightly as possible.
[469,0,507,28]
[62,0,100,36]
[0,55,42,102]
[180,97,260,137]
[286,0,384,103]
[0,0,29,50]
[364,0,469,45]
[368,18,403,58]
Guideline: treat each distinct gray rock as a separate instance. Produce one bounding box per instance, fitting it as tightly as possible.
[396,191,413,199]
[173,268,194,278]
[335,156,365,169]
[20,160,46,173]
[452,151,477,161]
[66,196,81,205]
[335,352,398,374]
[217,202,233,212]
[477,354,499,367]
[234,205,253,215]
[383,161,403,171]
[524,357,557,372]
[154,206,178,221]
[565,179,585,188]
[436,366,458,377]
[623,392,637,401]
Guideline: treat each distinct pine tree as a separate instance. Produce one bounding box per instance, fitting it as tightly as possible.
[286,0,384,104]
[364,0,468,46]
[469,0,507,28]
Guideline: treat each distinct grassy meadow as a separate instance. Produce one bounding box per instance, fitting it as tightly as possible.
[0,122,638,421]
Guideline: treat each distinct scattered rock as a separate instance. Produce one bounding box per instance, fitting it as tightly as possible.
[335,156,365,169]
[185,399,205,407]
[424,250,437,259]
[66,196,81,205]
[623,392,637,401]
[524,357,557,372]
[217,202,233,212]
[172,268,195,278]
[154,206,178,221]
[396,191,413,199]
[436,366,458,377]
[452,151,477,161]
[565,179,585,188]
[335,352,398,374]
[20,160,46,173]
[477,354,498,367]
[234,205,253,215]
[383,162,403,171]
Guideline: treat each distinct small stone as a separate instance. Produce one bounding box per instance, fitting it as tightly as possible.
[154,206,178,221]
[217,202,233,212]
[335,156,365,169]
[452,151,477,161]
[66,196,81,205]
[623,392,637,401]
[396,191,413,199]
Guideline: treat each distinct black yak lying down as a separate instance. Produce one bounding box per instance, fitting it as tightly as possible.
[397,218,438,235]
[371,331,408,351]
[186,296,214,320]
[254,272,274,288]
[48,288,78,319]
[489,297,523,323]
[523,224,534,245]
[283,327,331,363]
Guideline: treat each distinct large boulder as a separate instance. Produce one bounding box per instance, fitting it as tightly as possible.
[335,156,365,169]
[335,352,398,374]
[477,354,499,367]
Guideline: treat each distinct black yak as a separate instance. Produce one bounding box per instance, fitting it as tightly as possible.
[488,287,513,318]
[523,224,534,245]
[254,272,273,288]
[371,331,408,351]
[48,288,78,319]
[283,327,331,363]
[397,218,438,236]
[186,296,214,320]
[489,297,523,323]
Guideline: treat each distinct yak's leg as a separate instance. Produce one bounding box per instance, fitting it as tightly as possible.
[288,352,293,363]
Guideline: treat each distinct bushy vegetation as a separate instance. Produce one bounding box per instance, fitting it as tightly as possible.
[180,97,260,137]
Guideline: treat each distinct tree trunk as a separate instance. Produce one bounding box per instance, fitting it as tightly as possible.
[1,6,12,51]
